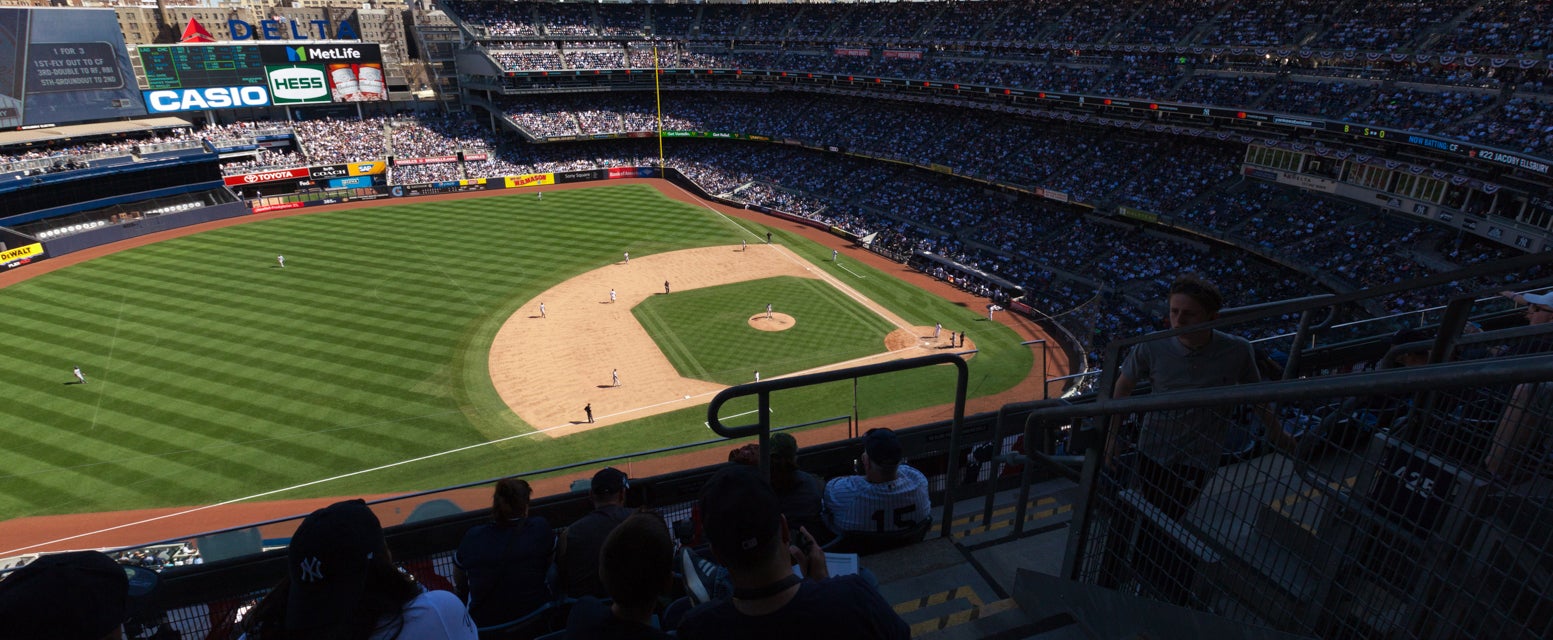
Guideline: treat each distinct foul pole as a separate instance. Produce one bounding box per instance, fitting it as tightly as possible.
[653,46,665,169]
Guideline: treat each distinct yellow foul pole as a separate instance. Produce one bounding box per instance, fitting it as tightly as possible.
[653,46,665,169]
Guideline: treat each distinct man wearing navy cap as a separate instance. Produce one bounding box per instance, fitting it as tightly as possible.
[822,428,931,534]
[0,550,156,640]
[557,467,633,598]
[678,465,908,639]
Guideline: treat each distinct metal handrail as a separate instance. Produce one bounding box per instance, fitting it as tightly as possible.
[1054,352,1553,580]
[707,352,969,536]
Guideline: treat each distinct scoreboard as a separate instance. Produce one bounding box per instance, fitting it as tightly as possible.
[138,45,266,90]
[136,43,387,113]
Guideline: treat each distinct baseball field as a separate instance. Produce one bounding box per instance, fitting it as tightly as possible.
[0,182,1039,548]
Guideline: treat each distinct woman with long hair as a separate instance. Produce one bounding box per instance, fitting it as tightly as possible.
[453,477,556,627]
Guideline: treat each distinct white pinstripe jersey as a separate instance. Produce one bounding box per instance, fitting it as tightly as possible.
[823,465,930,533]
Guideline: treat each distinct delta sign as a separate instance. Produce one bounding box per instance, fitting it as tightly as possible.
[228,18,359,41]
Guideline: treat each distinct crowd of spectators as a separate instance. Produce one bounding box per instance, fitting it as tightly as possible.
[393,163,464,184]
[1449,96,1553,156]
[1436,0,1553,54]
[219,148,303,176]
[291,116,391,165]
[1341,89,1498,135]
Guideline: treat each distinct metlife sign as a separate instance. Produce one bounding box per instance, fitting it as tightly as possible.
[143,86,271,113]
[258,43,379,65]
[266,65,330,105]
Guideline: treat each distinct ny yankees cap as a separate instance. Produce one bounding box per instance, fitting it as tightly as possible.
[699,465,782,567]
[285,499,390,630]
[864,428,904,466]
[591,467,629,496]
[0,550,157,640]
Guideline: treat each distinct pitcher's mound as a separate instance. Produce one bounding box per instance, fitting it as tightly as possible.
[749,313,796,331]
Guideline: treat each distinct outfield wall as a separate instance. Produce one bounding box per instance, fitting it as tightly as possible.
[43,201,251,257]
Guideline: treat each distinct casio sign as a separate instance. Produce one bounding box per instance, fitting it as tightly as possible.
[145,87,270,113]
[268,67,328,102]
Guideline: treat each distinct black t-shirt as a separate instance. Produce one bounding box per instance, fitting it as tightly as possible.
[564,596,673,640]
[676,575,910,640]
[453,516,555,626]
[558,504,632,598]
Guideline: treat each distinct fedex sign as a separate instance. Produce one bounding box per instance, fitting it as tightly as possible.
[144,87,271,113]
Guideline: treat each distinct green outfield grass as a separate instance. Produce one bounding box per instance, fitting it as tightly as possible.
[0,184,1032,520]
[632,276,895,385]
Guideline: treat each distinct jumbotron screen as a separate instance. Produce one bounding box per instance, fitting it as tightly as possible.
[138,43,386,113]
[0,7,147,127]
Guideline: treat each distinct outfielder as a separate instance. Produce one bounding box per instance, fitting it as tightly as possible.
[72,366,86,384]
[832,249,838,262]
[277,255,285,268]
[623,252,629,264]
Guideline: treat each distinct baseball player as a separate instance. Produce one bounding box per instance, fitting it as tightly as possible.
[934,323,942,340]
[539,302,546,318]
[754,371,761,382]
[584,403,593,423]
[277,255,285,268]
[664,280,671,295]
[72,366,85,384]
[537,191,542,201]
[832,249,838,262]
[612,369,620,387]
[741,239,747,252]
[610,289,617,303]
[766,232,772,244]
[623,252,629,264]
[766,303,773,320]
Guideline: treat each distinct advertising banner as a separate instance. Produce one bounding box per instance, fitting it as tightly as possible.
[395,156,458,166]
[608,167,638,180]
[555,169,604,183]
[265,64,331,105]
[224,167,309,186]
[347,161,386,176]
[0,242,44,269]
[252,201,304,213]
[1118,206,1159,223]
[327,176,373,189]
[462,152,489,162]
[504,173,554,189]
[833,48,870,57]
[310,163,349,179]
[882,50,923,60]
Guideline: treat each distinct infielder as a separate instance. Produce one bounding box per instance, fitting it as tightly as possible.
[741,239,747,252]
[612,369,620,387]
[664,280,671,295]
[623,252,629,264]
[610,289,617,303]
[766,303,773,320]
[72,366,85,384]
[539,302,546,318]
[277,255,285,268]
[934,323,942,340]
